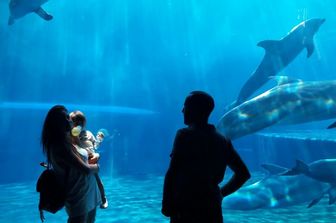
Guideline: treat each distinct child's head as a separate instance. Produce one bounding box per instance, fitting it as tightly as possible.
[69,111,86,137]
[69,110,86,128]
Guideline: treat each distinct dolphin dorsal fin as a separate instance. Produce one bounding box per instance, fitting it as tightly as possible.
[261,163,287,175]
[281,160,309,176]
[257,40,280,53]
[269,76,303,86]
[295,160,309,172]
[328,186,336,205]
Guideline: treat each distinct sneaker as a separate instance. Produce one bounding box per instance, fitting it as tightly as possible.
[100,199,108,209]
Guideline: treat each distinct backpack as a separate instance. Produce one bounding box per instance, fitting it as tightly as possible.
[36,167,66,214]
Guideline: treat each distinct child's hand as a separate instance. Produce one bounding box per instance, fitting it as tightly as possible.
[97,132,105,140]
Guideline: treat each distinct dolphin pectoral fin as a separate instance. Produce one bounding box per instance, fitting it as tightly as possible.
[327,121,336,129]
[257,40,280,53]
[308,194,324,208]
[308,185,336,207]
[268,76,303,86]
[8,16,15,25]
[34,7,53,21]
[328,186,336,205]
[306,42,315,58]
[223,100,238,114]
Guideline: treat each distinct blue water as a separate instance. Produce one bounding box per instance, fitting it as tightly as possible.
[1,175,336,223]
[1,0,336,222]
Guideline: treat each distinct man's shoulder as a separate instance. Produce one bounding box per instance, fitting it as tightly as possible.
[176,127,195,137]
[177,127,190,133]
[213,128,227,139]
[176,126,225,140]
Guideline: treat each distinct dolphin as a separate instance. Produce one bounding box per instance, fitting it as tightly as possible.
[231,18,325,109]
[8,0,53,25]
[282,159,336,207]
[217,78,336,140]
[222,163,326,210]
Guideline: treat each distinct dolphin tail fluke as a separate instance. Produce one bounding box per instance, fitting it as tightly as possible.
[281,160,309,176]
[261,164,288,175]
[34,7,53,21]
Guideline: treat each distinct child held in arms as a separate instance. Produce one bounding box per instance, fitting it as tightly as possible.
[70,110,108,209]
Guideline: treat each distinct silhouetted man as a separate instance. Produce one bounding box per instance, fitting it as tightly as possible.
[162,91,251,223]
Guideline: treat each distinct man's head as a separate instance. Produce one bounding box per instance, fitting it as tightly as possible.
[182,91,215,126]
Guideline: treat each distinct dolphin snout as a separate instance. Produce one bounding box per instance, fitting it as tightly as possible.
[307,18,326,27]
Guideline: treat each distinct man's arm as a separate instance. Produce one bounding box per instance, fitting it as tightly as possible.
[162,130,184,217]
[162,167,174,217]
[220,140,250,198]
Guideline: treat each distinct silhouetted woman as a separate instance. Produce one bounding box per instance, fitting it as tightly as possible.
[41,105,101,223]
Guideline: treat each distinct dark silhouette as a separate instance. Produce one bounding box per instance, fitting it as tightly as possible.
[41,105,101,223]
[162,91,251,223]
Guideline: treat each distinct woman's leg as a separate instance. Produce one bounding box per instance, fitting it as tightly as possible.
[68,214,86,223]
[67,208,97,223]
[87,208,97,223]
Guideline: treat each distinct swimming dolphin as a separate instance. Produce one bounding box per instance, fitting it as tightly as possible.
[217,78,336,140]
[282,159,336,207]
[8,0,53,25]
[230,18,325,109]
[223,164,326,210]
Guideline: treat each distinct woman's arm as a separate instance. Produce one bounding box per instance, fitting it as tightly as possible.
[68,144,99,174]
[88,152,100,164]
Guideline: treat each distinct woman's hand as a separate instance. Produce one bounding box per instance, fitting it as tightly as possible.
[88,152,100,164]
